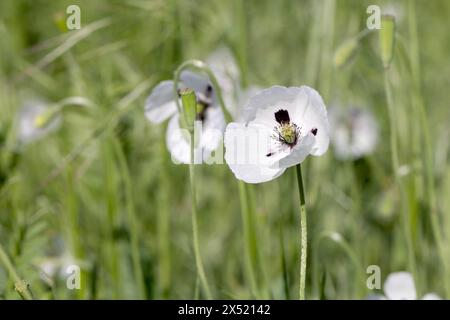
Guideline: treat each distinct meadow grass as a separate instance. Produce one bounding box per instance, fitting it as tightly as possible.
[1,0,450,300]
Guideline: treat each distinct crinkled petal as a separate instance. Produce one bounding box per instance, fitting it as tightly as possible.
[242,86,329,157]
[242,86,303,128]
[145,80,178,124]
[384,272,417,300]
[233,86,262,122]
[180,70,212,96]
[293,86,329,156]
[200,106,226,151]
[224,122,285,183]
[274,133,315,169]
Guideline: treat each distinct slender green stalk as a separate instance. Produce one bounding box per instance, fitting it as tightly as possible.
[238,181,259,298]
[236,0,248,86]
[384,68,418,291]
[66,167,87,299]
[295,164,308,300]
[103,140,121,299]
[317,232,366,297]
[383,71,399,173]
[157,131,172,298]
[188,131,212,299]
[279,227,290,300]
[408,0,450,297]
[113,139,146,299]
[0,243,32,300]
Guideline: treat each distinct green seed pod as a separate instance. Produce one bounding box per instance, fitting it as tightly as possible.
[333,38,359,68]
[379,15,396,69]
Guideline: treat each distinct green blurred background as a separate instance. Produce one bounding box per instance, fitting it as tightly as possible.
[1,0,450,299]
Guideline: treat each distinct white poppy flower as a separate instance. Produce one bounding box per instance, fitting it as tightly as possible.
[380,272,441,300]
[37,253,77,280]
[224,86,329,184]
[145,70,226,164]
[329,106,378,160]
[17,100,61,145]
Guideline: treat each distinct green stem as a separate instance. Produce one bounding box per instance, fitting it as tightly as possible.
[188,131,212,299]
[103,140,121,299]
[66,167,87,299]
[384,67,418,291]
[383,70,399,173]
[0,242,32,300]
[279,227,290,300]
[317,232,366,298]
[296,164,308,300]
[157,131,172,298]
[113,139,146,299]
[238,181,260,298]
[408,0,450,297]
[236,0,248,86]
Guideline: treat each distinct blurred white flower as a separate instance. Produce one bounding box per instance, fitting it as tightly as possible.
[378,272,441,300]
[145,70,226,164]
[17,100,61,145]
[206,47,240,113]
[37,253,77,283]
[224,86,329,183]
[329,106,378,160]
[383,3,404,23]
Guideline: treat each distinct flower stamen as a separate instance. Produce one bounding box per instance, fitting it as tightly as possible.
[273,109,300,148]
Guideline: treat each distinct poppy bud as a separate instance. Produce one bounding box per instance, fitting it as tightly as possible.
[379,15,396,69]
[333,38,359,68]
[179,88,197,133]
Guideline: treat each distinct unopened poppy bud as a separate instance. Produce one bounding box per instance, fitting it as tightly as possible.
[333,38,359,68]
[179,88,197,132]
[34,108,58,129]
[379,15,396,69]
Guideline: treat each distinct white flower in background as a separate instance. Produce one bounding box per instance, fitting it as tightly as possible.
[383,3,404,23]
[224,86,329,183]
[371,272,441,300]
[206,47,240,113]
[145,70,226,164]
[17,100,61,145]
[206,47,260,121]
[37,253,77,283]
[329,106,378,160]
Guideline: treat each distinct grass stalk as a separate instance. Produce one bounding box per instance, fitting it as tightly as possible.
[383,68,418,291]
[113,139,146,299]
[0,243,32,300]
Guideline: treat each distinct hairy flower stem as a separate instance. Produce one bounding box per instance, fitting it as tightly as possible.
[296,164,308,300]
[0,243,32,300]
[189,131,212,299]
